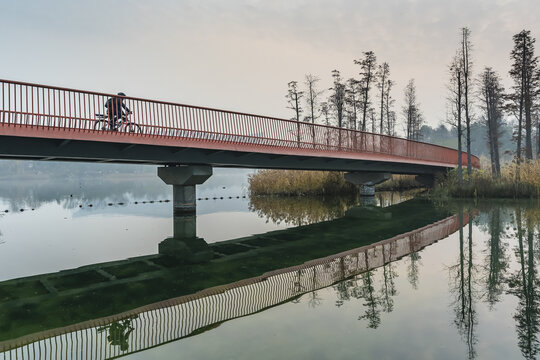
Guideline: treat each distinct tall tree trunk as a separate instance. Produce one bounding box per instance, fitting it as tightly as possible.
[524,84,533,160]
[536,113,540,158]
[379,72,386,134]
[295,94,300,145]
[457,69,463,187]
[485,84,496,177]
[462,30,472,181]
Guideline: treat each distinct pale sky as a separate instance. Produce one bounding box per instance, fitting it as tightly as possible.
[1,0,539,133]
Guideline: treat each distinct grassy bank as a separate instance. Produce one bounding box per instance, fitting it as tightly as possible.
[433,160,540,199]
[248,170,420,196]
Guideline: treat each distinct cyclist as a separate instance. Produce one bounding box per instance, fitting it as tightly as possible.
[105,92,131,130]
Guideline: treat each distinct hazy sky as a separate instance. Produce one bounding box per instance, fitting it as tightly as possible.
[1,0,539,132]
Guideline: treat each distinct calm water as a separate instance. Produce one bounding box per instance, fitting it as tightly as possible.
[0,170,539,360]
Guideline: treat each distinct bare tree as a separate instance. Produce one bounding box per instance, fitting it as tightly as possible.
[478,67,505,177]
[345,78,360,130]
[403,79,422,141]
[370,107,377,133]
[377,62,391,134]
[320,101,331,148]
[536,108,540,156]
[355,51,377,131]
[286,81,304,144]
[329,70,346,147]
[304,74,323,125]
[385,79,396,136]
[304,74,323,146]
[509,30,539,162]
[448,56,464,186]
[461,27,474,180]
[320,101,331,127]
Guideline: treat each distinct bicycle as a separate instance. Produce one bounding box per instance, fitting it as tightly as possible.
[93,112,142,133]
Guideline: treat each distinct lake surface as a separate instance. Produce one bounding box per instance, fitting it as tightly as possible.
[0,169,539,359]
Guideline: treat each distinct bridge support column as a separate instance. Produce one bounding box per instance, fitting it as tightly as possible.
[344,172,391,196]
[158,165,212,214]
[158,213,212,263]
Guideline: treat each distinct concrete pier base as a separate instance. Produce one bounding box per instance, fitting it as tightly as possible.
[344,172,391,196]
[359,185,375,196]
[158,213,212,263]
[158,165,212,214]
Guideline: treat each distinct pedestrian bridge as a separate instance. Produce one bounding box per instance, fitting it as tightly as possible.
[0,79,478,173]
[0,78,480,209]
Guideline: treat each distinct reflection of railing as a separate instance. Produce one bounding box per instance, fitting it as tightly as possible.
[0,213,470,359]
[0,79,479,168]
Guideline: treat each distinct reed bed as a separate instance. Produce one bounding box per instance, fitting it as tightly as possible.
[434,159,540,199]
[248,170,421,196]
[248,170,355,196]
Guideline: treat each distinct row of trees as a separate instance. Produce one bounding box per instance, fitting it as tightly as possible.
[448,28,540,183]
[285,52,423,141]
[285,28,540,184]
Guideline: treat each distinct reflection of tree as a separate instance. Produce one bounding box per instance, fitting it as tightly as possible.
[449,207,478,359]
[307,291,322,308]
[358,269,382,329]
[97,316,137,352]
[407,252,422,290]
[507,209,540,360]
[482,207,508,309]
[248,191,419,227]
[249,195,357,226]
[380,262,398,313]
[331,251,399,329]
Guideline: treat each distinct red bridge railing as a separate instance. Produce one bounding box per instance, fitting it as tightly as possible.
[0,79,479,168]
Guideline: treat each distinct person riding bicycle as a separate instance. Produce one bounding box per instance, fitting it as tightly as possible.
[105,92,131,131]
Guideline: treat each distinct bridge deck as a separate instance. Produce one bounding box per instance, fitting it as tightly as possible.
[0,79,479,173]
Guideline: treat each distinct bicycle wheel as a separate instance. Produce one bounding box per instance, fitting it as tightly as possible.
[94,120,109,131]
[127,123,142,134]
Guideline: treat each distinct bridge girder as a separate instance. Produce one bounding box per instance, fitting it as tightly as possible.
[0,135,449,175]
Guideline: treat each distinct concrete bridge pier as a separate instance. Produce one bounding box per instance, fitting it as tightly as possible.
[158,165,213,214]
[158,214,212,263]
[157,165,213,263]
[344,172,391,196]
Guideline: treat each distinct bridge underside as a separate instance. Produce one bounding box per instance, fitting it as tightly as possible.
[0,135,449,175]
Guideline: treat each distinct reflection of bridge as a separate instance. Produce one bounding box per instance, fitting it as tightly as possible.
[0,213,469,359]
[1,79,480,208]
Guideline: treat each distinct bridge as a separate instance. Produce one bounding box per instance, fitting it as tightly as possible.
[0,79,480,210]
[0,202,473,359]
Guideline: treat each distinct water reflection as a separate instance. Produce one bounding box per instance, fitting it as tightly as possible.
[249,190,420,226]
[0,168,250,212]
[449,207,478,359]
[483,206,509,309]
[0,197,454,358]
[0,200,461,359]
[445,202,540,360]
[97,316,137,352]
[3,196,540,359]
[509,208,540,360]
